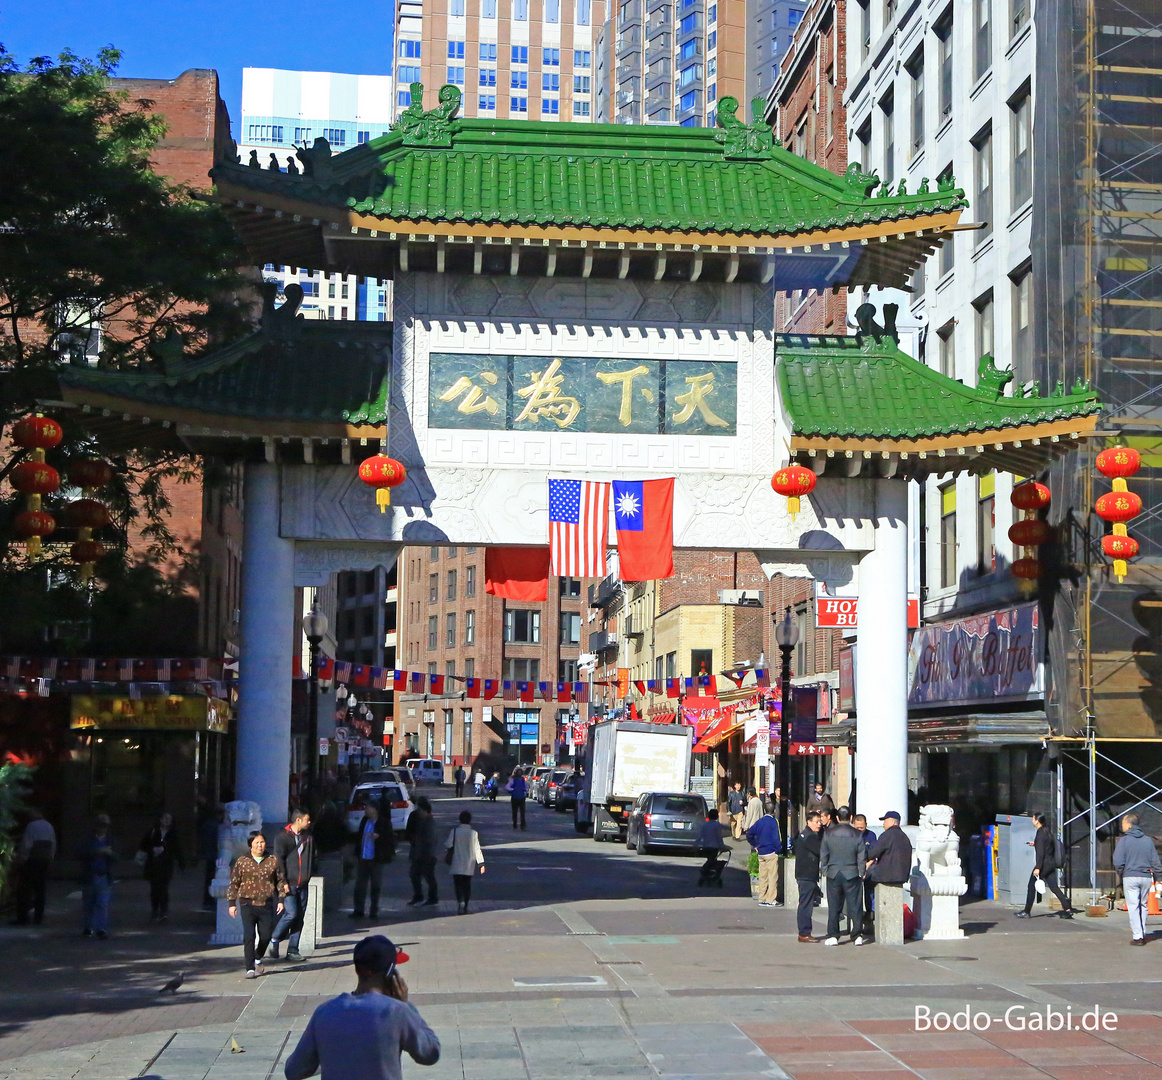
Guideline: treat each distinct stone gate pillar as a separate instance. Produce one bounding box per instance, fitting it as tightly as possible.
[855,478,909,824]
[237,461,295,825]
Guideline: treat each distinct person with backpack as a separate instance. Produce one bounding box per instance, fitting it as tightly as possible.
[1016,812,1075,920]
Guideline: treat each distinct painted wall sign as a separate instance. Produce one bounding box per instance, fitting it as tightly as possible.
[907,602,1043,708]
[428,353,738,435]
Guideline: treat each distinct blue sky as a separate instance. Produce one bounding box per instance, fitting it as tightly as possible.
[1,0,395,136]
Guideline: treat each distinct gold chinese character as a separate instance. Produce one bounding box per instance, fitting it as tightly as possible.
[672,372,729,428]
[515,358,581,428]
[596,364,651,426]
[438,370,500,415]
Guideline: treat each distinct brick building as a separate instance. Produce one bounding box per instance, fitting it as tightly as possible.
[393,545,597,775]
[766,0,849,334]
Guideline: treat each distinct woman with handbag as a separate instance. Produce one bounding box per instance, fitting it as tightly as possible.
[138,811,185,922]
[445,810,485,915]
[227,831,288,978]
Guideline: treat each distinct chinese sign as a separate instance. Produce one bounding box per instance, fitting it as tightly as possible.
[429,353,738,436]
[70,694,230,733]
[907,602,1043,708]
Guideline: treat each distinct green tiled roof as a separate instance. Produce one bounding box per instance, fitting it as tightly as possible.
[58,293,391,430]
[777,333,1100,440]
[213,86,966,239]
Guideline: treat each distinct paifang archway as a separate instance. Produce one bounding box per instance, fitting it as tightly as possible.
[53,89,1100,824]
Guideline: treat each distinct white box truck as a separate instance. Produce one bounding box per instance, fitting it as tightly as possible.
[576,720,694,842]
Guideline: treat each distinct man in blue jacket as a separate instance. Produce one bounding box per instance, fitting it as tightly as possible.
[746,801,782,908]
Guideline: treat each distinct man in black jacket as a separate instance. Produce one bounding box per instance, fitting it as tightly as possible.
[351,804,395,919]
[866,811,913,885]
[794,812,824,942]
[272,808,314,960]
[406,797,439,907]
[819,805,865,946]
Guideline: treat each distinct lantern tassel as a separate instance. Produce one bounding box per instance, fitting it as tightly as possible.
[1114,559,1127,583]
[80,563,94,583]
[1114,522,1127,537]
[1113,478,1128,493]
[26,536,41,558]
[376,488,390,513]
[787,495,800,518]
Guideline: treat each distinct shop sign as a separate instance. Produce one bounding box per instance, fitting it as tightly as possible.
[839,646,855,711]
[815,595,920,628]
[907,602,1043,708]
[790,743,833,756]
[70,694,230,733]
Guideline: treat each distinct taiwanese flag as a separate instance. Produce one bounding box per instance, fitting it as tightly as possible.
[393,670,408,691]
[430,674,445,695]
[353,665,371,687]
[665,678,680,699]
[465,678,482,699]
[410,672,426,694]
[485,547,550,601]
[699,674,717,695]
[483,678,499,700]
[612,478,674,581]
[318,657,336,682]
[556,682,572,703]
[518,681,534,703]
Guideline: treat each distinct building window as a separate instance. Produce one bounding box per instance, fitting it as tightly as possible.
[973,126,992,243]
[575,50,592,67]
[428,615,438,650]
[443,710,453,763]
[479,69,497,87]
[880,91,895,189]
[679,38,699,60]
[977,474,996,574]
[938,322,956,378]
[1011,0,1028,36]
[328,281,336,299]
[447,66,465,85]
[398,65,421,83]
[907,51,923,151]
[936,11,953,122]
[479,94,497,111]
[462,709,473,758]
[574,75,591,93]
[574,100,591,116]
[480,43,498,60]
[975,291,995,364]
[938,165,956,275]
[679,12,699,34]
[825,69,835,142]
[512,45,529,64]
[708,2,716,21]
[429,573,438,603]
[465,610,475,645]
[446,612,456,647]
[559,577,581,597]
[559,658,579,682]
[543,47,560,66]
[707,83,717,103]
[451,0,465,12]
[858,0,870,61]
[940,482,957,588]
[504,610,540,644]
[514,0,528,16]
[1011,265,1032,373]
[543,72,560,90]
[482,0,497,15]
[511,96,528,113]
[447,660,456,678]
[560,612,581,645]
[400,40,421,57]
[447,570,457,601]
[577,0,591,23]
[465,658,475,679]
[974,0,991,80]
[504,658,540,682]
[465,565,476,598]
[511,71,528,89]
[430,546,439,561]
[1010,85,1031,207]
[545,0,559,20]
[690,648,713,677]
[447,546,457,558]
[679,89,698,111]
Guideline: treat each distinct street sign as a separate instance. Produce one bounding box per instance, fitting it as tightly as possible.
[318,738,329,756]
[334,726,349,740]
[755,726,770,758]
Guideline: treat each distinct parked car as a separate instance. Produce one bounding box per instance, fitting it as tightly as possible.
[625,792,709,854]
[543,769,570,807]
[405,758,445,784]
[346,782,415,835]
[529,766,552,801]
[557,773,581,812]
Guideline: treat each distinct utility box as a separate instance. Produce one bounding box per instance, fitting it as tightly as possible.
[992,814,1037,906]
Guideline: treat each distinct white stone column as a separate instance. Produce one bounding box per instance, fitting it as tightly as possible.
[237,462,295,825]
[855,479,909,824]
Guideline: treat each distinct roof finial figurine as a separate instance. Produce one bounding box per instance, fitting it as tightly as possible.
[285,155,299,175]
[843,161,881,197]
[713,95,773,160]
[392,83,462,147]
[248,149,260,169]
[977,354,1014,398]
[268,153,281,171]
[296,137,333,181]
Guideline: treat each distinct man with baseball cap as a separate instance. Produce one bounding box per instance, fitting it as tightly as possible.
[284,935,440,1080]
[863,811,914,942]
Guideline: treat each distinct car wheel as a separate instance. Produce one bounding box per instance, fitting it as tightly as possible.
[636,839,650,855]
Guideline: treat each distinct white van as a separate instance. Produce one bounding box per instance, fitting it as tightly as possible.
[406,758,445,784]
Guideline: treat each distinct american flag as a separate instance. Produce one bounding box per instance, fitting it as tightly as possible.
[548,479,609,577]
[573,681,589,703]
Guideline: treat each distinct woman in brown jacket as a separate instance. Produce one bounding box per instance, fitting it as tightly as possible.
[227,832,288,978]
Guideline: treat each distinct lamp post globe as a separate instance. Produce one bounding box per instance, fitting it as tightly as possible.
[774,605,800,650]
[303,606,328,645]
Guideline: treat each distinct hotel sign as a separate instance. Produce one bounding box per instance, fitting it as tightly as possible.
[71,694,230,733]
[428,353,738,435]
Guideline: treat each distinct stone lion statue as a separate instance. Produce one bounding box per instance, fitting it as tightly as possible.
[218,799,263,863]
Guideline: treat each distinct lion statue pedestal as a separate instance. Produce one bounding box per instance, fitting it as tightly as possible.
[209,800,262,945]
[909,804,967,940]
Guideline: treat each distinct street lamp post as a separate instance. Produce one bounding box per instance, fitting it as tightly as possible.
[773,606,800,896]
[302,605,328,811]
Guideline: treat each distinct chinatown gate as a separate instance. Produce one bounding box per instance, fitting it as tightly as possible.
[53,87,1100,827]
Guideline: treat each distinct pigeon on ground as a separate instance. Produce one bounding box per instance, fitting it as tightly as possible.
[158,972,185,994]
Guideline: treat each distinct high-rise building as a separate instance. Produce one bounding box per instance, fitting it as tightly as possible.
[596,0,807,127]
[238,68,394,322]
[393,0,604,121]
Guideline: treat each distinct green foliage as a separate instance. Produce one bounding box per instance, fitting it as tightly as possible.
[747,850,760,876]
[0,47,248,628]
[0,762,34,897]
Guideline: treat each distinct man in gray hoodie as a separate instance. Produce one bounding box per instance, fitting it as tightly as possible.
[1113,812,1162,945]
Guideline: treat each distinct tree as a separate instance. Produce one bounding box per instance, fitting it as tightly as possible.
[0,48,248,648]
[0,761,33,898]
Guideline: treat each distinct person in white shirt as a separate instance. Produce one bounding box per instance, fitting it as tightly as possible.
[14,810,56,925]
[444,810,485,915]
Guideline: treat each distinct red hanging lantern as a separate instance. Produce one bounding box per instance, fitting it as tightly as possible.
[1011,558,1042,580]
[1011,481,1051,512]
[1102,533,1140,583]
[67,459,114,491]
[1008,519,1053,548]
[1096,446,1142,484]
[12,415,63,451]
[771,464,818,517]
[10,461,61,498]
[62,498,112,530]
[1095,490,1143,525]
[357,454,407,512]
[13,510,56,557]
[70,538,105,583]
